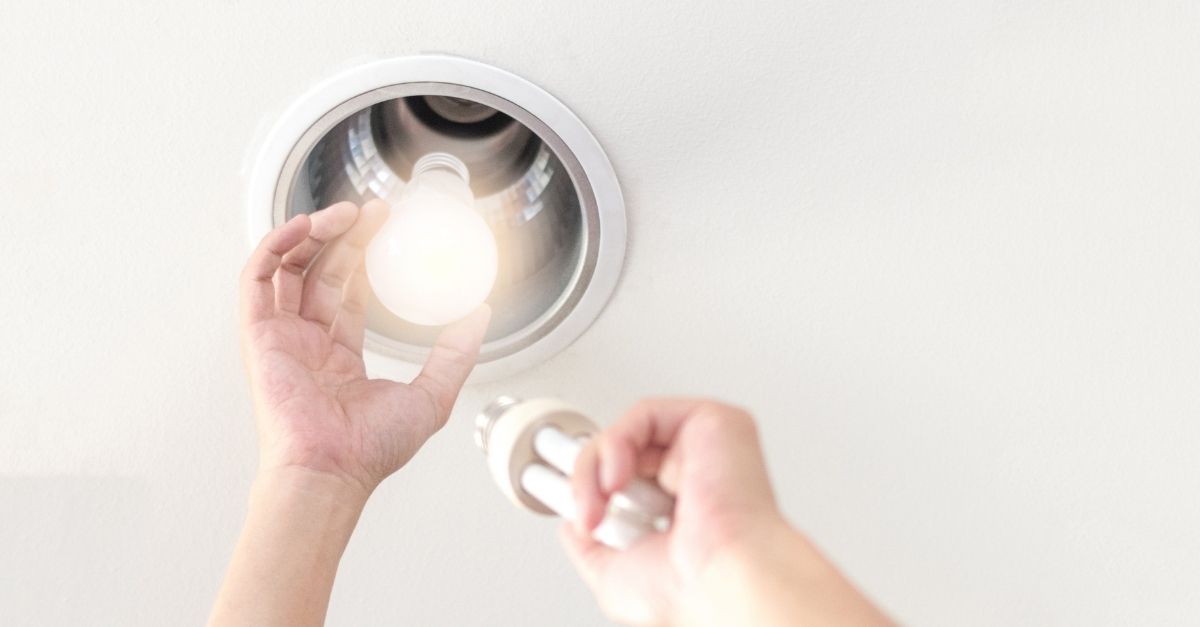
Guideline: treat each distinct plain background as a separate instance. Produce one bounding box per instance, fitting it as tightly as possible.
[2,1,1198,625]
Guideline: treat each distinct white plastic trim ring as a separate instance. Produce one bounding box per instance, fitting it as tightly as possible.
[245,55,626,383]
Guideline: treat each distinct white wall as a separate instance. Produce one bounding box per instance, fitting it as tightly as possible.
[2,1,1198,625]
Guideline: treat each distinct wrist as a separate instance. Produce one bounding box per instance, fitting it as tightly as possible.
[211,466,370,627]
[682,519,854,627]
[689,521,894,627]
[256,431,382,499]
[252,465,372,518]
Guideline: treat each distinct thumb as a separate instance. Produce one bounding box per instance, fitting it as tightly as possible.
[558,522,612,591]
[411,304,491,429]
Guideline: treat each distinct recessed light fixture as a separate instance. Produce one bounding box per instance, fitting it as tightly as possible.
[245,55,627,382]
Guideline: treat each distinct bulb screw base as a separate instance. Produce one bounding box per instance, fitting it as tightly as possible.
[474,395,522,453]
[411,152,471,184]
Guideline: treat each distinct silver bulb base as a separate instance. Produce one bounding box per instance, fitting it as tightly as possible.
[411,151,471,183]
[473,394,522,454]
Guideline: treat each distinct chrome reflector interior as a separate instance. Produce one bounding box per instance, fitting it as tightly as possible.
[273,83,599,364]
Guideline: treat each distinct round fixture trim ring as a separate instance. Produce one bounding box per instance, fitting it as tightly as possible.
[245,55,626,382]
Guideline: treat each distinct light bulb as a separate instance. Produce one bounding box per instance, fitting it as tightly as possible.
[474,396,675,551]
[365,153,498,326]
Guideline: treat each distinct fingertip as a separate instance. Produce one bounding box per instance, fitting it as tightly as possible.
[571,443,605,534]
[282,211,311,237]
[311,201,358,223]
[571,482,592,536]
[598,438,617,493]
[437,305,492,352]
[465,302,492,323]
[359,198,391,226]
[578,496,603,535]
[315,201,360,229]
[558,521,576,548]
[260,213,311,256]
[599,437,634,494]
[559,521,586,552]
[434,305,489,353]
[558,522,606,588]
[466,304,492,336]
[361,198,388,211]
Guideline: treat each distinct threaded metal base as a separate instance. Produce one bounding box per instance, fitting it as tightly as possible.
[473,395,523,454]
[411,152,470,183]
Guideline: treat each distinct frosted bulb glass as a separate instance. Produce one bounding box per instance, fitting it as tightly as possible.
[365,153,498,326]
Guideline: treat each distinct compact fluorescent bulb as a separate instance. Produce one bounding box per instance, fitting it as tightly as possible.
[365,153,498,326]
[475,396,675,551]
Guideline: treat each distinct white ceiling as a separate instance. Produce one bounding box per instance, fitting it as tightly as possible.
[1,1,1198,625]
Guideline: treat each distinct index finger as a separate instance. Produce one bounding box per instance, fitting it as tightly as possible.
[596,398,713,493]
[240,214,311,325]
[571,398,708,533]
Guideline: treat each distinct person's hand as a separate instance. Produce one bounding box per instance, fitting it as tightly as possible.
[238,200,491,497]
[563,399,893,627]
[562,399,783,624]
[212,200,489,627]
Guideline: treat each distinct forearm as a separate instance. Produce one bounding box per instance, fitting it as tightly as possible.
[207,467,369,627]
[683,521,894,627]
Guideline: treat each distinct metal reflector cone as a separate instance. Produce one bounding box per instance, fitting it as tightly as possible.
[296,95,584,347]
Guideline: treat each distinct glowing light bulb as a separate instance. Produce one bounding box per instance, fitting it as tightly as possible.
[365,153,498,326]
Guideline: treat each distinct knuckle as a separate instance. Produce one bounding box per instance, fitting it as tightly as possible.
[626,397,658,417]
[238,258,259,283]
[254,229,275,251]
[572,441,596,476]
[318,269,346,290]
[693,400,757,435]
[340,296,367,316]
[415,381,448,430]
[279,257,307,277]
[436,343,473,369]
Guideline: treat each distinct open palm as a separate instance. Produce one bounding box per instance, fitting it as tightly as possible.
[239,200,490,494]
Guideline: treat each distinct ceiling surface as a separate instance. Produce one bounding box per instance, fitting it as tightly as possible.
[1,1,1198,625]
